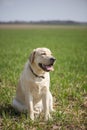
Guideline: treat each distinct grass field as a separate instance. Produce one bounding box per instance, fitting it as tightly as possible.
[0,25,87,130]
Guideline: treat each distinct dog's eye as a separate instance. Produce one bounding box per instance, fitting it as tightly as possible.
[41,53,46,55]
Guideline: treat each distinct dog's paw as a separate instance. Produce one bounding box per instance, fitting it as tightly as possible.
[44,113,52,121]
[30,113,34,121]
[50,108,55,112]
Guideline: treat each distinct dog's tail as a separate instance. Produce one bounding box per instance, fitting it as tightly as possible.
[12,98,27,112]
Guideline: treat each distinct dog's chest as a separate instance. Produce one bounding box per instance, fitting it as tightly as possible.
[30,77,49,96]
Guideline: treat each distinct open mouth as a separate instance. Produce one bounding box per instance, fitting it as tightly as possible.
[39,63,54,72]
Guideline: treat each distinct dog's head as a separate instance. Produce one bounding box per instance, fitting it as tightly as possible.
[29,48,56,72]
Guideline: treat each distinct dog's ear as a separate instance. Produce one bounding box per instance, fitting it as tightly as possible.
[29,49,36,64]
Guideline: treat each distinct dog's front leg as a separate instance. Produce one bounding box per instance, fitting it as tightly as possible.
[25,93,34,120]
[42,91,51,121]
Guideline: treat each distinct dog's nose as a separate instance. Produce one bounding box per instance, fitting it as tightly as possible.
[50,57,56,63]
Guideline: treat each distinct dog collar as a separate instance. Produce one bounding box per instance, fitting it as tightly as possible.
[29,65,44,79]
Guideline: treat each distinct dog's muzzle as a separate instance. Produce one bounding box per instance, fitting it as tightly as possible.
[39,57,56,72]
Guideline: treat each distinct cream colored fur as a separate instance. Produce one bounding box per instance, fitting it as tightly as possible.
[12,48,55,121]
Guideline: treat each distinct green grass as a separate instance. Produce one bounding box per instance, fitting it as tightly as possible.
[0,26,87,130]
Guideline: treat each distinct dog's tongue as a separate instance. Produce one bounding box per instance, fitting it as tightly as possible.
[45,65,54,71]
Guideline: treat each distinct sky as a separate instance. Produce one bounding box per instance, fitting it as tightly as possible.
[0,0,87,22]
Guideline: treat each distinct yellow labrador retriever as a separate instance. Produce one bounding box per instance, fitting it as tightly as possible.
[12,48,56,121]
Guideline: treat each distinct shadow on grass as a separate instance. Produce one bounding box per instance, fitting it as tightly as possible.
[0,103,23,118]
